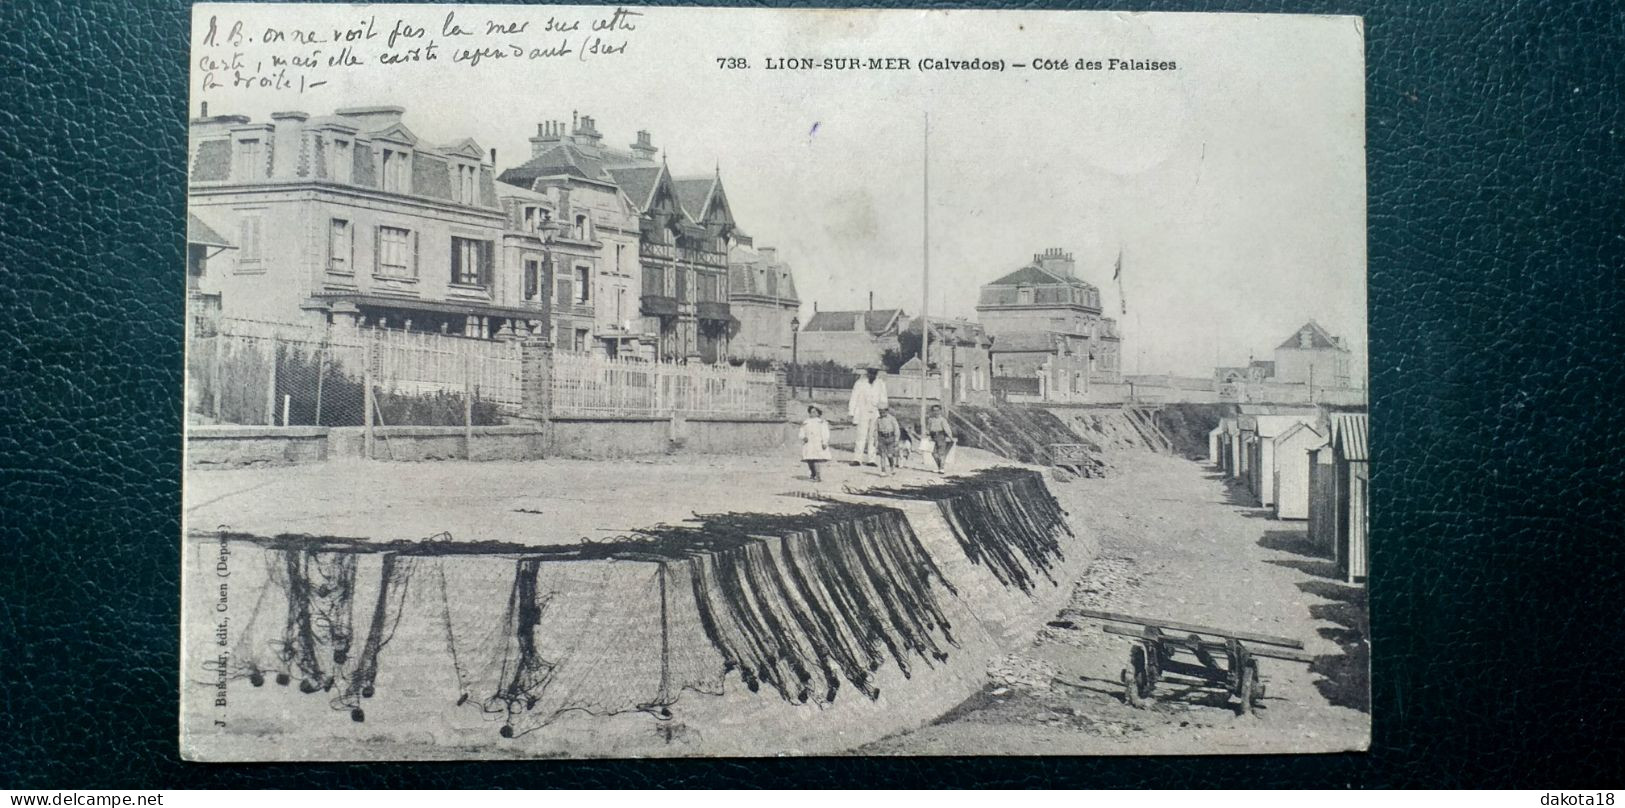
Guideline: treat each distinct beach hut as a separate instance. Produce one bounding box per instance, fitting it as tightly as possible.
[1271,422,1326,520]
[1208,422,1226,467]
[1248,415,1321,508]
[1329,413,1369,583]
[1307,413,1370,583]
[1235,416,1257,481]
[1307,444,1337,554]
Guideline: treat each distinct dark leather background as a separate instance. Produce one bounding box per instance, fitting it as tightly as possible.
[3,0,1622,789]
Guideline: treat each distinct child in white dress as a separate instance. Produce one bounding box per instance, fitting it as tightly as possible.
[800,405,832,481]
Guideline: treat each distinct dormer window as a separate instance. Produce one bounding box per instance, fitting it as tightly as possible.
[381,148,411,193]
[523,205,550,233]
[330,138,353,183]
[454,163,478,205]
[233,138,264,181]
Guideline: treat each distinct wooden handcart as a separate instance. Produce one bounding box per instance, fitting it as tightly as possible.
[1066,608,1315,716]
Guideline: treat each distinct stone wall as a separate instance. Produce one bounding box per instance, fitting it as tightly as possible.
[547,416,792,459]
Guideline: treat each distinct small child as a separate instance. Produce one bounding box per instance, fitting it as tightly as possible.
[924,404,955,473]
[874,405,902,476]
[800,405,831,481]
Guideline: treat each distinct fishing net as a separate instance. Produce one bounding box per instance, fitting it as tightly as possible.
[866,467,1073,594]
[222,546,419,722]
[947,404,1105,474]
[210,500,960,739]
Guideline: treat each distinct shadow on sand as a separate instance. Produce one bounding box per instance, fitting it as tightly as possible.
[1259,529,1343,580]
[1296,579,1370,713]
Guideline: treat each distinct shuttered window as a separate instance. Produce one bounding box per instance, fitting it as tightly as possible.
[330,139,353,183]
[328,219,351,273]
[233,139,264,180]
[236,214,263,265]
[523,258,542,301]
[455,163,479,205]
[451,237,491,287]
[574,266,591,304]
[381,149,411,193]
[376,226,416,278]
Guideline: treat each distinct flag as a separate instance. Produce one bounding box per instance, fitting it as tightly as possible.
[1113,248,1127,314]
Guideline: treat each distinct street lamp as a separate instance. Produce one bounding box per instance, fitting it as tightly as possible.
[790,315,801,397]
[537,221,561,348]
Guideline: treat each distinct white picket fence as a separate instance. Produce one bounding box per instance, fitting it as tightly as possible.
[200,317,779,421]
[551,351,779,419]
[208,317,524,414]
[368,327,523,412]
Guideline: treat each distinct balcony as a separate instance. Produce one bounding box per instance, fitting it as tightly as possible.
[696,301,731,322]
[641,294,679,317]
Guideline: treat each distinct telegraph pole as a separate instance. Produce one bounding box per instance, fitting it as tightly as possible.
[920,112,931,434]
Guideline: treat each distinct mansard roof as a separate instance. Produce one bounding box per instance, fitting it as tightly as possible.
[498,142,617,188]
[727,247,799,302]
[985,264,1096,289]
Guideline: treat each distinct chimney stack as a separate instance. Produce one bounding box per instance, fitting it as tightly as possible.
[572,114,603,152]
[1035,246,1076,278]
[868,291,874,312]
[489,148,497,166]
[530,119,568,157]
[630,129,658,161]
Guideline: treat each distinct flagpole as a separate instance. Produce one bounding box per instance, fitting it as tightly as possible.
[920,112,930,437]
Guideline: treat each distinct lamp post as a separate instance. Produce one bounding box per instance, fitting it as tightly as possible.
[538,221,560,347]
[790,314,801,397]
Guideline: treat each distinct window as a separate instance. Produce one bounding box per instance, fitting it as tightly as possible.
[523,206,550,233]
[376,226,416,278]
[381,148,411,193]
[523,258,543,301]
[615,244,624,274]
[328,219,351,273]
[451,237,490,287]
[555,277,572,305]
[1018,287,1034,304]
[615,287,626,323]
[331,138,352,183]
[573,213,588,240]
[455,163,478,205]
[234,139,264,181]
[574,266,591,304]
[574,329,588,352]
[236,214,263,265]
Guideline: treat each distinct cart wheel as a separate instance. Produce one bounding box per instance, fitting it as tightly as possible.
[1237,661,1258,716]
[1124,646,1151,709]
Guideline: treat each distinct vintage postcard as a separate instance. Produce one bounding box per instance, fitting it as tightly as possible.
[182,4,1368,760]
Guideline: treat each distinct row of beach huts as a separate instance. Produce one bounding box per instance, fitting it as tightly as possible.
[1208,406,1369,584]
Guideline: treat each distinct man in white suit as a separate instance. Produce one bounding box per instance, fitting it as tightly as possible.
[848,366,889,465]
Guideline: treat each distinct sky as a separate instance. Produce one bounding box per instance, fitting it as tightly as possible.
[192,6,1367,379]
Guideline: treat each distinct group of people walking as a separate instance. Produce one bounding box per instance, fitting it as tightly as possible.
[798,366,956,483]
